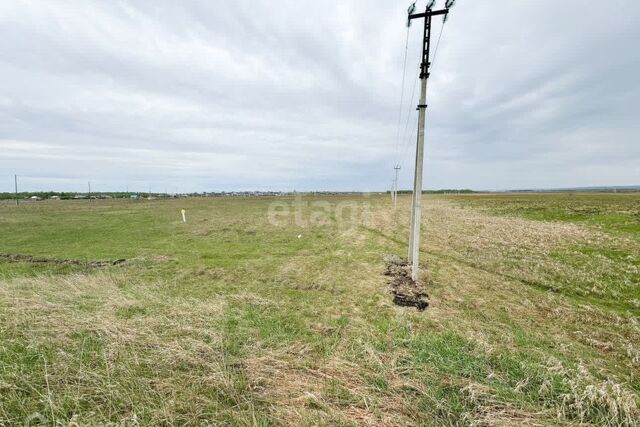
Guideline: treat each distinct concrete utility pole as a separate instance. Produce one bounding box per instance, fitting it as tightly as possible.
[391,180,395,203]
[407,1,452,281]
[14,174,18,206]
[88,181,91,201]
[393,164,401,209]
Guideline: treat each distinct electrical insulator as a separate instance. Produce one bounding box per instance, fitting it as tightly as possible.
[407,2,416,27]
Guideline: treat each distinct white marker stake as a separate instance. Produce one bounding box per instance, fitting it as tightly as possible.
[181,209,186,223]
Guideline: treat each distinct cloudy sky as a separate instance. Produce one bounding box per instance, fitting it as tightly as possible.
[1,0,638,192]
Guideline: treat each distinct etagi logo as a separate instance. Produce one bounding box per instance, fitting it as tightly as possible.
[267,194,371,228]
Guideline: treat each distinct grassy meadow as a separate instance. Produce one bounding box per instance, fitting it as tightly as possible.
[0,193,639,426]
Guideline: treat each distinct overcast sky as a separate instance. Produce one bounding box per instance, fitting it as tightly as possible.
[1,0,639,192]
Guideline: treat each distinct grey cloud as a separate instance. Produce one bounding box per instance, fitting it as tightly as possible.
[0,0,638,192]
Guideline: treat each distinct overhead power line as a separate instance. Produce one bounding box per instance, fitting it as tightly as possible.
[393,26,411,166]
[430,21,446,71]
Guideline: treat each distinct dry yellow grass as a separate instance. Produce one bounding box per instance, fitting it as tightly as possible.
[0,194,638,425]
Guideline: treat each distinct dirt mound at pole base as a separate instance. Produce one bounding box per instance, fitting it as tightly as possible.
[383,254,429,311]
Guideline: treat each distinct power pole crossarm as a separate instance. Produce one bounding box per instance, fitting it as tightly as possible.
[409,9,448,19]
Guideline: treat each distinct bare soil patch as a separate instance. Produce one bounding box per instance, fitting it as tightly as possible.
[0,253,126,268]
[384,254,429,311]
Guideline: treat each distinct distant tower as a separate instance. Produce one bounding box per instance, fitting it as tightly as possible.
[393,164,401,209]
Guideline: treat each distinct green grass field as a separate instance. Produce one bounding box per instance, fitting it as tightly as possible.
[1,194,639,426]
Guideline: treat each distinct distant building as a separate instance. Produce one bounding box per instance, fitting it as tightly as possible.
[130,194,141,200]
[50,195,60,200]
